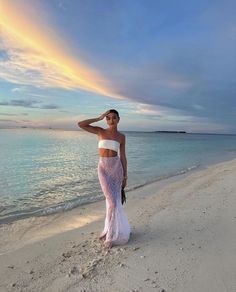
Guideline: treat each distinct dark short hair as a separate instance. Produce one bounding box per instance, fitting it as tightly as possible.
[108,109,120,118]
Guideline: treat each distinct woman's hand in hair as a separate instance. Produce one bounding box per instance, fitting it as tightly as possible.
[98,110,110,121]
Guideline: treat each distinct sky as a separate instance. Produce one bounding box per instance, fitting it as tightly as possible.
[0,0,235,133]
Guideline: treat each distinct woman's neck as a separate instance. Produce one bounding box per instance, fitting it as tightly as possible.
[107,126,118,133]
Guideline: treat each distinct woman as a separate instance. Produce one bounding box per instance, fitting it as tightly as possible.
[78,109,131,250]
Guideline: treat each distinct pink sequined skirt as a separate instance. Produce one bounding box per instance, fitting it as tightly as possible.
[98,156,130,246]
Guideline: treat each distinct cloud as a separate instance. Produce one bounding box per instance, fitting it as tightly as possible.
[0,119,19,123]
[192,104,205,111]
[0,112,29,116]
[133,102,199,123]
[0,99,39,107]
[59,110,73,113]
[133,103,164,117]
[0,99,59,109]
[11,86,28,93]
[54,0,67,11]
[0,1,124,99]
[40,104,59,109]
[0,113,17,116]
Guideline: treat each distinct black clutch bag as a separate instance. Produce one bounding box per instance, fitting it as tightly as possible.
[121,187,126,205]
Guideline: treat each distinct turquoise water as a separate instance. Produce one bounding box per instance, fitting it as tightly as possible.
[1,128,236,224]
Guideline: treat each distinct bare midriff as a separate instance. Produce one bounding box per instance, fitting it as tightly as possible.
[99,148,118,157]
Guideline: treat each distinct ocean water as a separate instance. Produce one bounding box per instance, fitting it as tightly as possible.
[1,128,236,224]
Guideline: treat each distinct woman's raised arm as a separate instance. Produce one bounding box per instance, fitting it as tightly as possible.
[77,111,110,134]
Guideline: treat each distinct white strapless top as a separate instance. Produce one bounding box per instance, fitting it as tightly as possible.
[98,139,120,152]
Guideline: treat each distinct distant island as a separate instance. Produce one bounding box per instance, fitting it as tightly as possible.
[154,131,187,133]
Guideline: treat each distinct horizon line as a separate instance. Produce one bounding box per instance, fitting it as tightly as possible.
[0,126,235,136]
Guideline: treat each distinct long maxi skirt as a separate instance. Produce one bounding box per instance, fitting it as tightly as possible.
[98,156,131,246]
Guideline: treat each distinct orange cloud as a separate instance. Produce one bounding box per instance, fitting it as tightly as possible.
[0,1,124,99]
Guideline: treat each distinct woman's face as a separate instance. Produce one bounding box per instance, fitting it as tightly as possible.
[106,112,119,127]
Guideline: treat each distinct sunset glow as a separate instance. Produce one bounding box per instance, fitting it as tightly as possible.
[0,0,235,133]
[0,1,123,98]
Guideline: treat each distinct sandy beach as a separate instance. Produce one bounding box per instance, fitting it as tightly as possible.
[0,158,236,292]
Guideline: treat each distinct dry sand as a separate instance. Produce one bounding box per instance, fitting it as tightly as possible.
[0,158,236,292]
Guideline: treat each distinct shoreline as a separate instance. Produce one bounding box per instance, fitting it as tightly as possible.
[0,155,236,252]
[1,157,236,291]
[0,161,194,256]
[1,152,236,226]
[0,162,199,225]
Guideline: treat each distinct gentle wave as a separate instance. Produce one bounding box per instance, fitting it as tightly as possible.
[0,163,199,225]
[126,164,200,191]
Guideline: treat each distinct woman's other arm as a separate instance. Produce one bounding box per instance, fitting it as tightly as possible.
[120,134,127,188]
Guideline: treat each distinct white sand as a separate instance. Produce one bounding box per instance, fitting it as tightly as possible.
[1,158,236,292]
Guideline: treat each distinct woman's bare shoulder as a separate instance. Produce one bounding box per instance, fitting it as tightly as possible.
[118,132,126,143]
